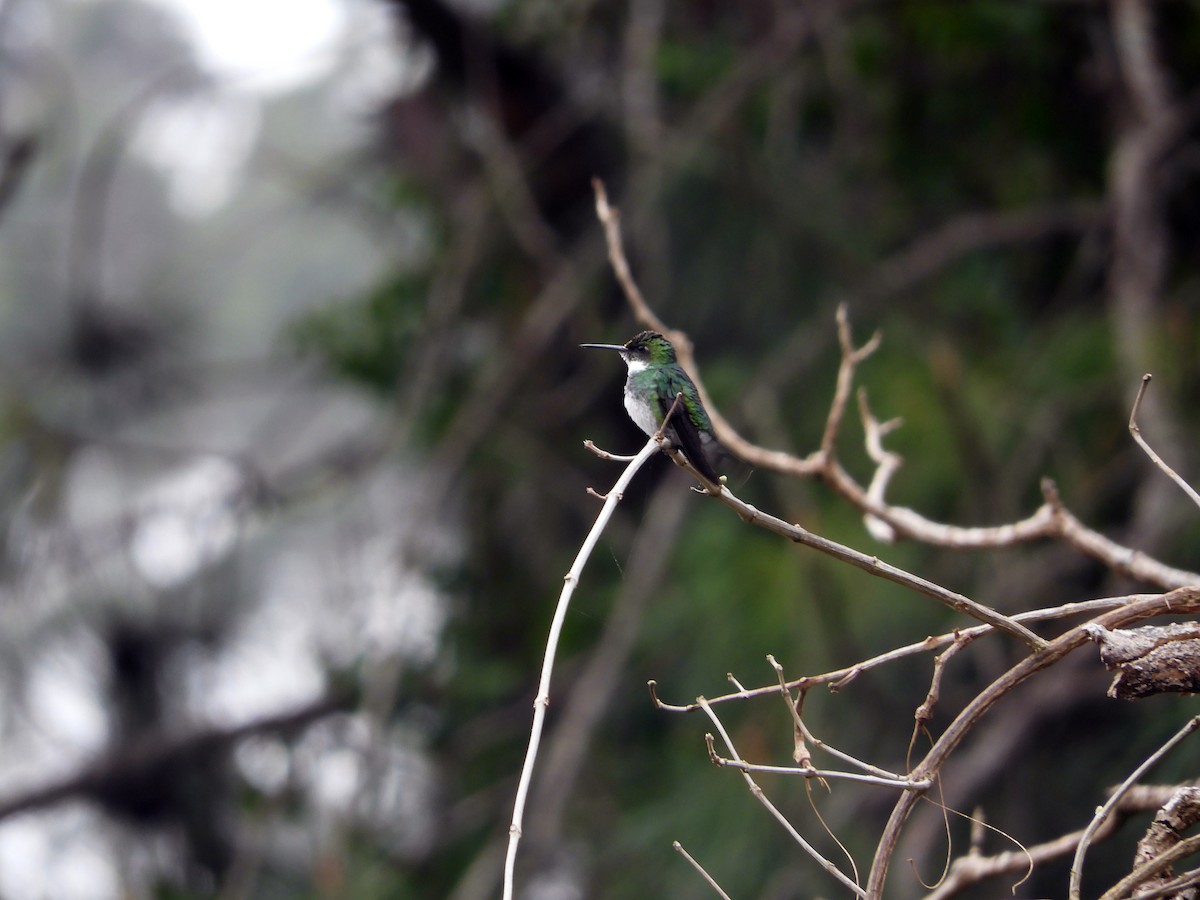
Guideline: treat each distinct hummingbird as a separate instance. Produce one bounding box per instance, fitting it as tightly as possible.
[581,330,724,485]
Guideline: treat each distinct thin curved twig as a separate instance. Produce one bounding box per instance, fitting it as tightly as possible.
[1129,373,1200,512]
[709,480,1046,650]
[527,482,690,846]
[503,436,660,899]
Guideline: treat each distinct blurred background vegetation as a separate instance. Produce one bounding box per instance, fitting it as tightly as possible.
[1,0,1200,897]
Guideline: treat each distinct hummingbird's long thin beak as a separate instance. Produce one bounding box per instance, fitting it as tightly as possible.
[580,342,625,351]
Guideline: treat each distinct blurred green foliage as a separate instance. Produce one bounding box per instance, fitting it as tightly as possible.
[292,273,429,393]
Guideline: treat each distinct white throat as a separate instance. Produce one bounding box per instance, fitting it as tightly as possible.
[623,356,648,374]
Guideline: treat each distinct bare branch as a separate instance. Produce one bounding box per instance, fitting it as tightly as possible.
[593,178,668,334]
[912,633,976,750]
[818,305,883,460]
[768,654,810,766]
[708,754,930,791]
[583,439,638,462]
[770,655,904,780]
[709,482,1046,649]
[930,822,1110,900]
[1041,479,1200,588]
[697,697,867,897]
[858,387,905,542]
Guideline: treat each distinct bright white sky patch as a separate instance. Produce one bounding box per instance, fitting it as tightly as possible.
[27,636,109,755]
[0,810,121,900]
[130,456,243,589]
[149,0,346,94]
[135,93,261,217]
[132,0,415,217]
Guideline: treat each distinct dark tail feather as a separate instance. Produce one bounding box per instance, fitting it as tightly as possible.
[668,419,723,485]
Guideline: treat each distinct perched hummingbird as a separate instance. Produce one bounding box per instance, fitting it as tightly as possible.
[581,330,724,485]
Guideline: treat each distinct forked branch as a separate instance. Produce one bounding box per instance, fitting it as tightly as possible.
[591,179,1200,589]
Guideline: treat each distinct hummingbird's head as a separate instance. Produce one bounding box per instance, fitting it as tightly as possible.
[621,331,676,369]
[581,330,676,372]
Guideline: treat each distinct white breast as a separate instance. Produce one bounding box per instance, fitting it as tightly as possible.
[623,386,661,437]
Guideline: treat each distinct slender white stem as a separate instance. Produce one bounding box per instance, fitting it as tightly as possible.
[503,436,661,900]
